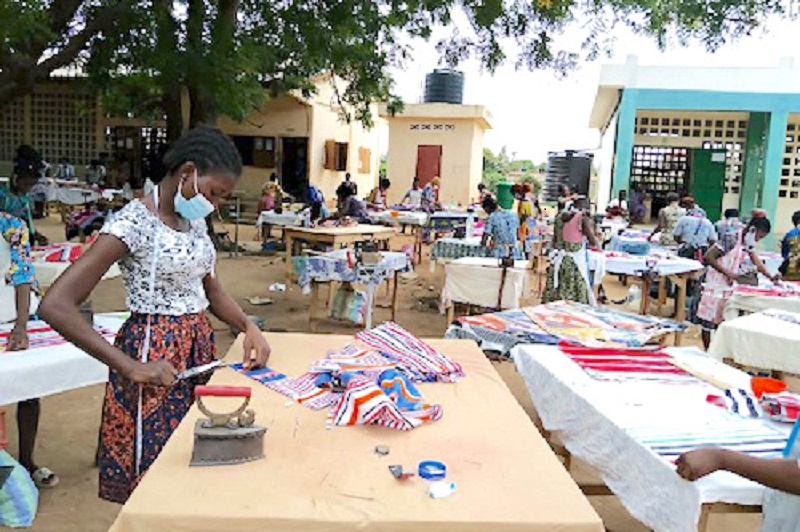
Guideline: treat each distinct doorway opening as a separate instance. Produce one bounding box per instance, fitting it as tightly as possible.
[282,137,309,199]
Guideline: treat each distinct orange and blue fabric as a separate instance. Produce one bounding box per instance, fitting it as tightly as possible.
[329,369,443,431]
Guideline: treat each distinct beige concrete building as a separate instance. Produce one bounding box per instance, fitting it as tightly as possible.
[0,74,382,202]
[379,103,492,206]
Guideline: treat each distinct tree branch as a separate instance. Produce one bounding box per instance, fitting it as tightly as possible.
[37,3,130,74]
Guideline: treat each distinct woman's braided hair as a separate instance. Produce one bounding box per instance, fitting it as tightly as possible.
[159,126,242,183]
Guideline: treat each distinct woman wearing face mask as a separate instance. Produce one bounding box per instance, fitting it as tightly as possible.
[39,127,271,503]
[695,215,778,348]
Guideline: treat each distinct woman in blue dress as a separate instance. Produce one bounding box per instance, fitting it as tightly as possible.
[481,196,522,259]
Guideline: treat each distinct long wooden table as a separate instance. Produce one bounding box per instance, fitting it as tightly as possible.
[109,333,603,532]
[284,225,397,281]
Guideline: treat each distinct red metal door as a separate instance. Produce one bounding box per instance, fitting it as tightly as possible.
[416,145,442,187]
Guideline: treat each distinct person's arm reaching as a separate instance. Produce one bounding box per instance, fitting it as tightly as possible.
[677,448,800,495]
[748,248,779,281]
[203,274,270,368]
[38,235,176,385]
[581,216,600,249]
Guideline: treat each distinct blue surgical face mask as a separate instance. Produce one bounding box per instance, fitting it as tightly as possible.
[174,171,215,220]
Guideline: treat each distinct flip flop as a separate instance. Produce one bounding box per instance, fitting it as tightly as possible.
[246,297,274,306]
[31,467,59,488]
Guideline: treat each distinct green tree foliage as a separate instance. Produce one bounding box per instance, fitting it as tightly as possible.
[0,0,129,105]
[483,147,543,194]
[2,0,795,136]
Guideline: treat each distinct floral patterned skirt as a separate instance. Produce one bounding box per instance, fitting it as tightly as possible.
[98,313,215,504]
[542,243,590,305]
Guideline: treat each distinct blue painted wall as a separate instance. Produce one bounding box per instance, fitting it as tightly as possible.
[611,88,800,226]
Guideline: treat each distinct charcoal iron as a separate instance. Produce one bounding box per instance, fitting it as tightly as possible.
[190,385,266,467]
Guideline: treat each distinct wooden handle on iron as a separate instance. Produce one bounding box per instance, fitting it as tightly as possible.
[194,385,251,398]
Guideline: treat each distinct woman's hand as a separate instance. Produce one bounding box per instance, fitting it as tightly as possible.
[242,322,271,369]
[124,360,177,386]
[6,325,29,351]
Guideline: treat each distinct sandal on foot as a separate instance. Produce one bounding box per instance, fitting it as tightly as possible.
[31,467,59,488]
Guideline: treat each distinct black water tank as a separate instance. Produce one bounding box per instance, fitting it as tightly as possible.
[424,69,464,104]
[543,150,594,202]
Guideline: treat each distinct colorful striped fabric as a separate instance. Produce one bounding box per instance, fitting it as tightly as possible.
[627,421,787,463]
[231,364,337,411]
[328,370,443,431]
[309,343,397,375]
[559,343,698,384]
[0,322,116,351]
[356,322,464,383]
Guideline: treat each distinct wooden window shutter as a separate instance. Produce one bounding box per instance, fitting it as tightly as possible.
[359,147,371,174]
[325,140,336,170]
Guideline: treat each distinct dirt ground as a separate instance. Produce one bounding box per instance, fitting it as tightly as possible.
[4,217,761,531]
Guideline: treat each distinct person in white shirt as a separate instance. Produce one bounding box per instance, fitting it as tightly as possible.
[606,189,629,215]
[401,177,423,208]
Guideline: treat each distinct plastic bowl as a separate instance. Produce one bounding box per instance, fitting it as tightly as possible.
[751,377,787,398]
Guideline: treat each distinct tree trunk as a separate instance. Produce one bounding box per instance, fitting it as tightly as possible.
[163,87,183,142]
[154,0,183,140]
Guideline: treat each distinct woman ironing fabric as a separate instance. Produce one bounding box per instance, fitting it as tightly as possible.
[40,127,271,503]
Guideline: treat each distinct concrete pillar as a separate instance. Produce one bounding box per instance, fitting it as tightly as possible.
[741,110,787,247]
[739,112,767,216]
[612,89,638,197]
[760,110,788,220]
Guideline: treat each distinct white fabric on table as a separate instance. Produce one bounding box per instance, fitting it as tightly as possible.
[511,344,789,532]
[54,187,101,205]
[604,253,703,276]
[709,311,800,374]
[442,257,529,310]
[368,210,429,226]
[255,210,301,228]
[724,293,800,321]
[0,314,125,405]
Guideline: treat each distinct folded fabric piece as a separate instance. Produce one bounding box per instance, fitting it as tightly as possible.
[329,370,443,430]
[525,301,682,347]
[231,364,337,411]
[762,392,800,422]
[356,322,464,383]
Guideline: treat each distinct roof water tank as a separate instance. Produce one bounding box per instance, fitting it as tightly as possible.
[424,69,464,104]
[543,150,594,202]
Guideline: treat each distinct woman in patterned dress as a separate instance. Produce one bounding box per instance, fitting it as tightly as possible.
[695,215,777,348]
[481,195,523,259]
[40,127,271,503]
[543,197,600,304]
[652,192,686,247]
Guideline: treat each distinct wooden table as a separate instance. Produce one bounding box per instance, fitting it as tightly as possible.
[284,225,397,281]
[109,334,603,532]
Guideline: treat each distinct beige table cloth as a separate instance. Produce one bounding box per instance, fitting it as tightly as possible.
[709,310,800,374]
[110,334,602,532]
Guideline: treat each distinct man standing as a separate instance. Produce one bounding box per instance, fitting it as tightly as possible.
[673,204,717,261]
